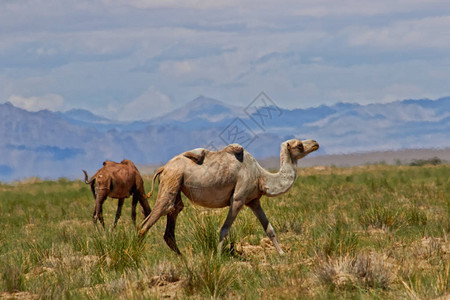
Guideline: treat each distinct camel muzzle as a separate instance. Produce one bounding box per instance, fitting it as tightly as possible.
[307,140,319,152]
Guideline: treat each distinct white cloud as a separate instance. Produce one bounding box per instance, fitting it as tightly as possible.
[116,86,174,121]
[292,0,449,17]
[380,84,425,103]
[347,15,450,50]
[159,60,194,77]
[7,94,65,112]
[103,0,238,10]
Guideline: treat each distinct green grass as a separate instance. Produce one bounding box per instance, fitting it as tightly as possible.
[0,165,449,299]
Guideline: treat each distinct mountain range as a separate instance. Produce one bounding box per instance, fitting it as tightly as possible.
[0,96,449,181]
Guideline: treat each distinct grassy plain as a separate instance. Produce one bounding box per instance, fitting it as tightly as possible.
[0,164,449,299]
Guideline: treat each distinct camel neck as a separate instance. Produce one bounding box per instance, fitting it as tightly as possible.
[261,144,297,197]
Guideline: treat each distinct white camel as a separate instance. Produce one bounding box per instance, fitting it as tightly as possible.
[139,139,319,255]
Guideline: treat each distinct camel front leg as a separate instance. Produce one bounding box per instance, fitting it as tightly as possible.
[93,191,108,228]
[218,198,245,255]
[247,198,284,255]
[113,198,125,228]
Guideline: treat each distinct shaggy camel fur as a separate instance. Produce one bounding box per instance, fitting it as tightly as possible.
[83,159,151,227]
[139,139,319,255]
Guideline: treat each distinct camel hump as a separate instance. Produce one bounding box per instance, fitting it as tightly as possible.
[120,159,133,165]
[224,144,244,162]
[183,148,206,165]
[103,160,120,167]
[224,144,244,155]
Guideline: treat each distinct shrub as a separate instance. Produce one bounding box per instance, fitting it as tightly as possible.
[410,157,442,166]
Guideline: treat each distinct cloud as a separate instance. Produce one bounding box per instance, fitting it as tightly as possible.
[347,15,450,50]
[7,94,65,112]
[1,0,450,117]
[0,32,135,69]
[292,0,449,17]
[380,84,426,103]
[104,0,238,10]
[116,86,174,121]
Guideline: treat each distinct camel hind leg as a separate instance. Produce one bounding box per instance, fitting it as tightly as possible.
[131,193,151,228]
[137,193,152,218]
[131,195,138,227]
[163,192,184,255]
[138,170,183,241]
[113,198,125,228]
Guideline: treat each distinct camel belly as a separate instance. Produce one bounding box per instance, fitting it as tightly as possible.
[109,191,131,199]
[181,184,234,208]
[180,162,238,208]
[108,184,132,199]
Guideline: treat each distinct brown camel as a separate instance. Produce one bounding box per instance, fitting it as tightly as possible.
[139,139,319,255]
[83,159,151,227]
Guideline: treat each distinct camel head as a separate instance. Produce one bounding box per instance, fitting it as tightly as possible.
[285,139,319,161]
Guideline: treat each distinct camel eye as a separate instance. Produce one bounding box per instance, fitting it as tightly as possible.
[297,144,304,152]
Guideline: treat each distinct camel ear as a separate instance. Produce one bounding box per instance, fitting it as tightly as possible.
[286,141,292,150]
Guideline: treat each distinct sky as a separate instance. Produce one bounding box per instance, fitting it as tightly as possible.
[1,0,450,121]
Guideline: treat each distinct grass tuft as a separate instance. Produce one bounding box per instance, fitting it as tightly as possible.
[359,204,405,230]
[315,252,397,291]
[91,227,144,272]
[310,217,359,257]
[1,261,26,293]
[185,253,236,299]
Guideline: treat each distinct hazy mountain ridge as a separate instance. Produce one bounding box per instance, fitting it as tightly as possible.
[154,96,244,123]
[0,97,449,181]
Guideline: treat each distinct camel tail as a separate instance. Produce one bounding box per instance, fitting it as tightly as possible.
[82,170,90,184]
[83,170,97,199]
[146,167,164,198]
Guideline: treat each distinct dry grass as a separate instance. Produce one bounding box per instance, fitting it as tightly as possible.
[314,252,398,290]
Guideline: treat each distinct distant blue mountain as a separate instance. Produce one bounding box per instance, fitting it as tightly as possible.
[59,108,110,123]
[0,96,449,181]
[57,109,151,132]
[154,96,243,123]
